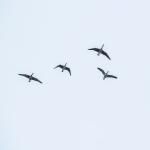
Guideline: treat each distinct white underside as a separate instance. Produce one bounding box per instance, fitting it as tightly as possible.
[104,73,107,79]
[62,66,66,71]
[62,65,67,71]
[98,50,102,56]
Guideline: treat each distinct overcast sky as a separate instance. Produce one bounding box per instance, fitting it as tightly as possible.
[0,0,150,150]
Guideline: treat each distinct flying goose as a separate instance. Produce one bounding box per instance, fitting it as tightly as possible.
[18,73,42,83]
[54,63,71,76]
[97,68,117,80]
[88,44,111,60]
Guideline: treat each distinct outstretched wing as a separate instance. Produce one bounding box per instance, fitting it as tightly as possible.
[18,74,30,78]
[107,75,117,79]
[54,65,63,69]
[88,48,99,52]
[102,51,111,60]
[32,77,42,83]
[66,67,71,76]
[97,68,105,75]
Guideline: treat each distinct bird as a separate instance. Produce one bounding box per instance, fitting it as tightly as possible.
[88,44,111,60]
[97,68,117,80]
[18,73,42,83]
[54,63,71,76]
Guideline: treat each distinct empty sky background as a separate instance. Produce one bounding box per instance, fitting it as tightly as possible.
[0,0,150,150]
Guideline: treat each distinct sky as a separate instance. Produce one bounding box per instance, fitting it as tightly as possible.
[0,0,150,150]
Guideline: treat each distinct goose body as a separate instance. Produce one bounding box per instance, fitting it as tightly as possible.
[97,68,117,80]
[97,48,103,56]
[18,73,42,83]
[62,63,67,72]
[88,44,111,60]
[54,63,71,76]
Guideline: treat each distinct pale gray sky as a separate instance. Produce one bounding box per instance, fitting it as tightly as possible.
[0,0,150,150]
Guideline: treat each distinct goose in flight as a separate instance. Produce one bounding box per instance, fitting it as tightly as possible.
[88,44,111,60]
[54,63,71,76]
[97,68,117,80]
[18,73,42,83]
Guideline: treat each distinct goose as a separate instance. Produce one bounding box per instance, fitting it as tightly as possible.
[54,63,71,76]
[97,68,117,80]
[88,44,111,60]
[18,73,42,83]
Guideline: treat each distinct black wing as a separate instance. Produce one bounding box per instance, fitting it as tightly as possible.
[88,48,99,52]
[18,74,30,78]
[54,65,63,69]
[102,51,111,60]
[97,68,105,75]
[32,77,42,83]
[107,75,117,79]
[66,67,71,76]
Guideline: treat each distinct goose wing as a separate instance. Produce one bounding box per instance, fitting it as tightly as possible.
[32,77,42,83]
[102,51,111,60]
[97,68,105,75]
[107,75,117,79]
[66,67,71,76]
[18,74,30,78]
[88,48,99,52]
[54,65,63,69]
